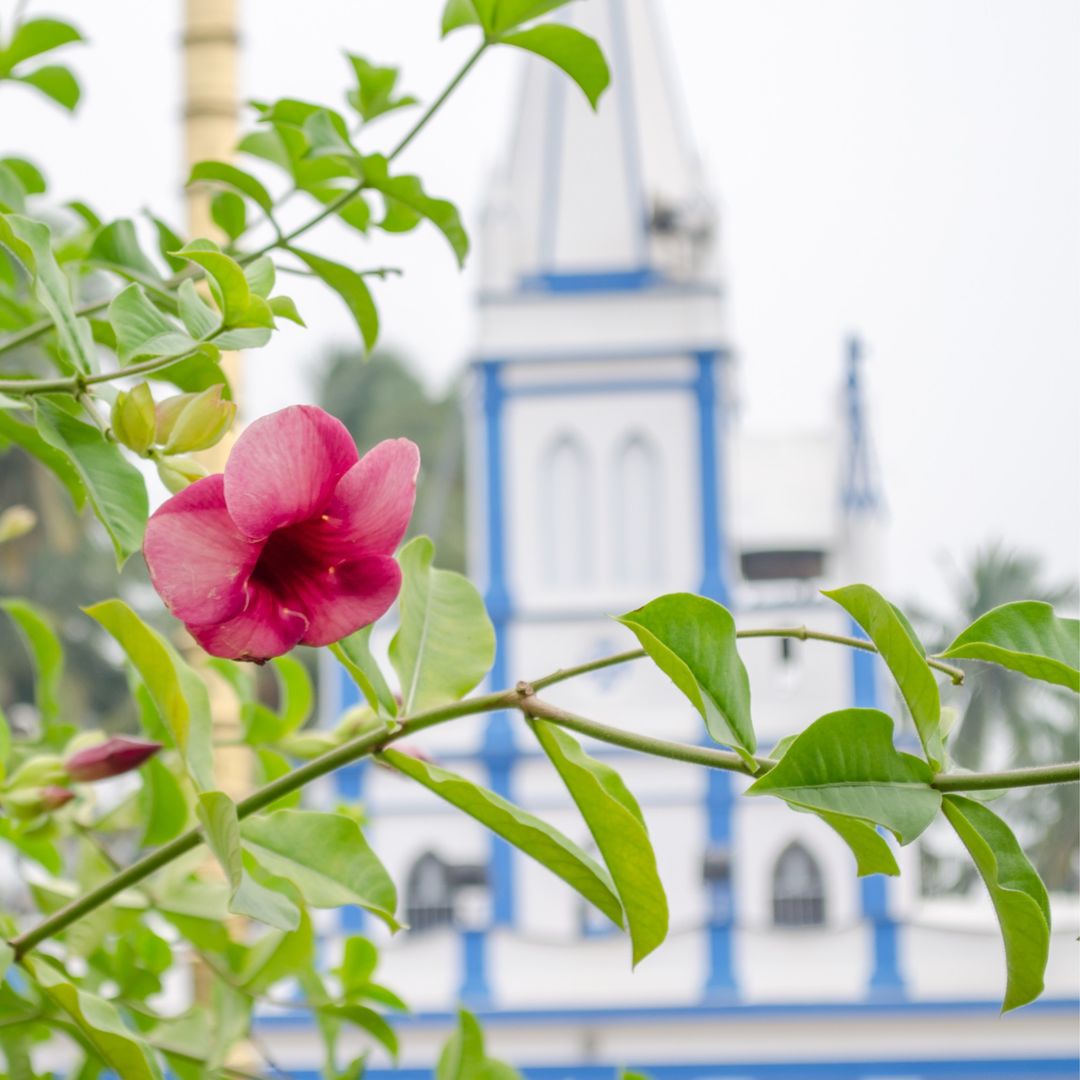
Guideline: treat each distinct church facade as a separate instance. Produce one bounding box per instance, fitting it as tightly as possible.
[279,1,1079,1075]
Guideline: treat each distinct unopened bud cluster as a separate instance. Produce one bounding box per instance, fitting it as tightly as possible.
[110,382,237,492]
[1,735,162,822]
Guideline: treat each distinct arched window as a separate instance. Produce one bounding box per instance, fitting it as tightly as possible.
[405,852,454,933]
[772,842,826,927]
[541,433,591,586]
[612,433,662,584]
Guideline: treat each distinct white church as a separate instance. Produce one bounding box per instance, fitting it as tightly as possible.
[281,1,1079,1075]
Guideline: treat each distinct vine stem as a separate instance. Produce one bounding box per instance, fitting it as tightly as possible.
[0,43,488,381]
[8,629,1076,961]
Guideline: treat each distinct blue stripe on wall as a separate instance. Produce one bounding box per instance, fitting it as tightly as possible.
[695,351,728,604]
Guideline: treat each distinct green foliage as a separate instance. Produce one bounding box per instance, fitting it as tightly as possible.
[0,598,63,726]
[382,748,624,927]
[941,601,1079,692]
[747,708,941,844]
[617,593,755,766]
[531,719,668,965]
[942,795,1050,1011]
[0,17,84,111]
[825,584,944,769]
[437,1008,523,1080]
[500,25,610,108]
[389,536,496,713]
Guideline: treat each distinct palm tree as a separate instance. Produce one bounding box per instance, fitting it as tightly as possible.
[915,542,1079,892]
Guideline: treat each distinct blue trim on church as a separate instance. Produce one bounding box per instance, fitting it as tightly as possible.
[695,351,729,604]
[703,768,736,998]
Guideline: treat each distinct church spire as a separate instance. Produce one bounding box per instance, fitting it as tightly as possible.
[480,0,717,294]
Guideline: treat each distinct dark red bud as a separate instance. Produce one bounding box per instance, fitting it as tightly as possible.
[41,786,76,810]
[65,737,162,782]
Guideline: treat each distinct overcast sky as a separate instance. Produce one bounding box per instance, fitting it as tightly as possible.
[4,0,1078,607]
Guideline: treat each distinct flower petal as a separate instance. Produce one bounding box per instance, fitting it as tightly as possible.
[224,405,359,540]
[187,582,308,663]
[293,554,403,648]
[143,474,260,625]
[324,438,421,556]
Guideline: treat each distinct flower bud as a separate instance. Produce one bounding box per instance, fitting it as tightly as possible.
[4,785,75,820]
[156,455,209,494]
[6,754,67,791]
[64,736,161,783]
[159,385,236,454]
[111,383,157,455]
[278,731,342,760]
[0,505,37,544]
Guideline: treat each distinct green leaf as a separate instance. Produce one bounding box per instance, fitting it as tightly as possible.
[0,214,95,372]
[361,155,469,266]
[336,624,398,716]
[441,0,484,35]
[531,719,666,963]
[320,1004,398,1060]
[0,407,86,509]
[436,1008,522,1080]
[492,0,576,32]
[615,593,755,767]
[0,164,26,212]
[813,811,900,877]
[84,599,214,790]
[34,398,148,566]
[15,64,81,110]
[241,809,399,930]
[2,18,83,69]
[746,708,941,844]
[89,219,162,282]
[942,795,1050,1011]
[824,584,943,769]
[25,958,164,1079]
[941,601,1079,693]
[138,756,188,847]
[289,247,378,351]
[1,156,46,195]
[500,25,610,108]
[383,748,623,927]
[271,654,313,734]
[108,283,192,363]
[0,598,62,724]
[0,942,12,983]
[237,887,314,994]
[173,243,251,326]
[197,791,301,931]
[210,191,246,241]
[345,54,417,123]
[243,255,275,298]
[176,278,222,339]
[187,160,274,215]
[389,536,496,713]
[148,215,188,274]
[268,294,305,326]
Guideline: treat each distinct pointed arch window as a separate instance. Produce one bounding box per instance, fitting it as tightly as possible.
[772,842,826,927]
[405,852,454,933]
[541,433,591,587]
[612,433,663,584]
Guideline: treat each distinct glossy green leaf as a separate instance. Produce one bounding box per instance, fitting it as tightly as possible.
[149,215,187,274]
[0,407,86,508]
[176,278,221,339]
[89,219,161,282]
[1,214,95,372]
[34,398,148,566]
[346,54,417,123]
[436,1008,521,1080]
[241,809,399,930]
[173,243,251,326]
[271,654,313,734]
[942,794,1050,1011]
[188,160,274,214]
[237,886,314,994]
[15,64,80,110]
[0,598,62,724]
[389,536,496,713]
[531,719,666,963]
[138,756,188,847]
[85,600,214,790]
[268,293,305,326]
[320,1004,398,1060]
[197,791,300,931]
[362,155,469,266]
[813,811,900,877]
[0,157,45,195]
[941,601,1079,693]
[0,164,25,212]
[336,624,398,716]
[2,18,82,70]
[210,191,246,241]
[243,255,275,298]
[501,25,609,108]
[108,284,192,363]
[289,247,378,351]
[824,584,943,769]
[25,958,164,1079]
[746,708,941,844]
[383,748,623,927]
[616,593,755,766]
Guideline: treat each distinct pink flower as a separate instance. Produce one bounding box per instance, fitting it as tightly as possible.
[143,405,419,663]
[41,786,76,810]
[65,736,162,782]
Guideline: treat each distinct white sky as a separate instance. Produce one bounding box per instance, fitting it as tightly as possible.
[3,0,1078,606]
